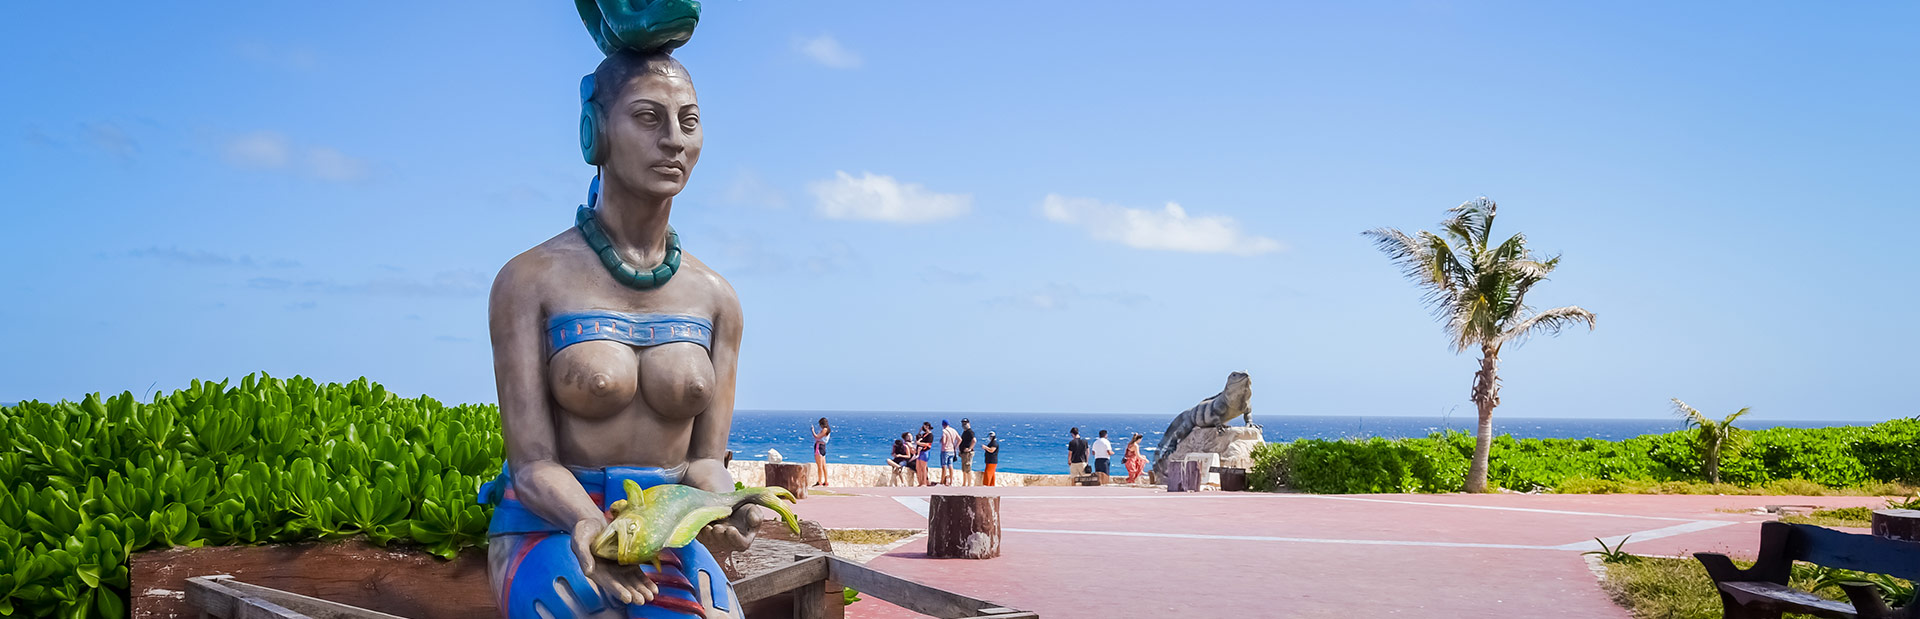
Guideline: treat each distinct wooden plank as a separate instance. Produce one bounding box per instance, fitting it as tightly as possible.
[185,577,308,619]
[218,580,407,619]
[1718,581,1857,619]
[827,557,995,619]
[733,556,829,604]
[793,581,826,619]
[1789,524,1920,581]
[135,540,492,619]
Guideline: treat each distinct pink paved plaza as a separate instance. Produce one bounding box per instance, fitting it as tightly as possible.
[785,486,1888,618]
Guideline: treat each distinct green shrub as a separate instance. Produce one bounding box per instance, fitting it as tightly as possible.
[1244,419,1920,496]
[0,375,501,619]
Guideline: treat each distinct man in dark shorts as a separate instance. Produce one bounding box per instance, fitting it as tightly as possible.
[958,418,977,486]
[1066,427,1089,477]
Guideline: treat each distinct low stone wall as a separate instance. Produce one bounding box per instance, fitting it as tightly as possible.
[728,460,1073,488]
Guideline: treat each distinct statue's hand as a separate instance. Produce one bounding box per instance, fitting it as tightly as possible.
[695,504,758,552]
[571,518,658,607]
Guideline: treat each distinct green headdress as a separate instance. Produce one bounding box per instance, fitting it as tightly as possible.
[575,0,702,56]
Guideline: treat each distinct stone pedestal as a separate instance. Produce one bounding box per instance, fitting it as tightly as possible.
[1159,426,1264,484]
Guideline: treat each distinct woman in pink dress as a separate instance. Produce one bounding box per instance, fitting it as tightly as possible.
[1123,432,1148,483]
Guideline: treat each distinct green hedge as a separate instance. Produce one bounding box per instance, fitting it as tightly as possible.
[0,375,499,619]
[1249,419,1920,494]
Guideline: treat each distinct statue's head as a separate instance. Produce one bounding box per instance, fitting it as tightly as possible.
[581,49,700,201]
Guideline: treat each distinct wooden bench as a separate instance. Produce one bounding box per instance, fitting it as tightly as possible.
[1694,521,1920,619]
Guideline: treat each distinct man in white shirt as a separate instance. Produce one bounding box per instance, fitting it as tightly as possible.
[939,420,961,486]
[1089,429,1115,485]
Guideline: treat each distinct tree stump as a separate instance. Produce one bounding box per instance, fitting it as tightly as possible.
[1872,509,1920,542]
[926,495,1000,559]
[765,462,810,500]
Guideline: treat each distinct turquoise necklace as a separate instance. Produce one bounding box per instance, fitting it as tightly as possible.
[576,180,681,290]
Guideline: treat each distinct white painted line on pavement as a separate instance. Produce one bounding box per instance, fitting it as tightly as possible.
[994,492,1702,522]
[896,495,1740,552]
[894,496,930,518]
[1000,527,1563,550]
[1549,519,1742,551]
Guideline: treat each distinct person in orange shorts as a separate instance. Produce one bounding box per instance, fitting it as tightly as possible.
[981,431,1000,486]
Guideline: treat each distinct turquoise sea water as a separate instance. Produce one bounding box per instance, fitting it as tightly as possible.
[728,410,1860,475]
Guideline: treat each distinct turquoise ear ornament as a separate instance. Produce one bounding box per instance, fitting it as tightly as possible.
[577,176,681,290]
[579,74,605,165]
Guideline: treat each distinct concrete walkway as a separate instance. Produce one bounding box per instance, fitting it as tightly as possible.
[786,486,1887,618]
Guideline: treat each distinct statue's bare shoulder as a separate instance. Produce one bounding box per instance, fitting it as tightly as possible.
[489,229,589,317]
[676,252,741,327]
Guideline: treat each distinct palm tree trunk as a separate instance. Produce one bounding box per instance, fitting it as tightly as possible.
[1465,346,1500,493]
[1704,439,1721,484]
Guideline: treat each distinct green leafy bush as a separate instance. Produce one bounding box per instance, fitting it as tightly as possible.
[1245,418,1920,496]
[0,375,501,619]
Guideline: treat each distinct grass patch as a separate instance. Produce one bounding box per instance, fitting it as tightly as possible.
[1557,478,1917,496]
[1781,507,1876,528]
[826,528,921,545]
[1599,556,1835,619]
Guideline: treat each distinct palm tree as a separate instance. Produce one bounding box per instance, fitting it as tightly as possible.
[1672,398,1750,484]
[1365,197,1596,493]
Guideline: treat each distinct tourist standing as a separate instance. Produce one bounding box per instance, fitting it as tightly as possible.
[983,431,999,486]
[1066,428,1088,477]
[958,418,977,486]
[1090,429,1114,485]
[1124,432,1147,484]
[916,422,934,486]
[812,417,831,487]
[939,420,960,486]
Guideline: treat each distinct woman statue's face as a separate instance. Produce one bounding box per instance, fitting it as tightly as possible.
[603,69,701,199]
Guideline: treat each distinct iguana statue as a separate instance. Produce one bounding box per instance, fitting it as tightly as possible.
[1152,372,1254,479]
[592,479,802,570]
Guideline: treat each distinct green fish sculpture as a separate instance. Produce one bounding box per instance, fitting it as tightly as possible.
[591,479,801,569]
[575,0,702,56]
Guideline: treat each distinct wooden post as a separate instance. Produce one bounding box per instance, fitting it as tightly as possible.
[1871,509,1920,542]
[765,462,810,500]
[926,495,1001,559]
[1166,460,1203,492]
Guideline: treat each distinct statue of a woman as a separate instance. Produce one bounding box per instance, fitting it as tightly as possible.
[480,4,753,618]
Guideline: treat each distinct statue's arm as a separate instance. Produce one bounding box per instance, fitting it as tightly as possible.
[490,257,604,532]
[688,278,753,550]
[685,278,742,494]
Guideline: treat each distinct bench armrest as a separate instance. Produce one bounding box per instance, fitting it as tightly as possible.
[1693,552,1756,583]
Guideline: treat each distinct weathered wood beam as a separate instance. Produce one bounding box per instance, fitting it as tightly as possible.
[733,556,830,604]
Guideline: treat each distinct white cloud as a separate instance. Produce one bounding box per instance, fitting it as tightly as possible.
[223,131,290,169]
[810,171,970,223]
[305,147,370,182]
[795,35,862,69]
[1041,194,1282,256]
[221,131,371,182]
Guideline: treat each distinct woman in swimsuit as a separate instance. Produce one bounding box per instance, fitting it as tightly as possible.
[811,417,830,487]
[482,45,755,619]
[914,422,934,487]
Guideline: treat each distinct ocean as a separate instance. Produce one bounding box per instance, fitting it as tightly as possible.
[727,410,1862,476]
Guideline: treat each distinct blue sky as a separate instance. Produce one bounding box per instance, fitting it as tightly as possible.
[2,3,1915,421]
